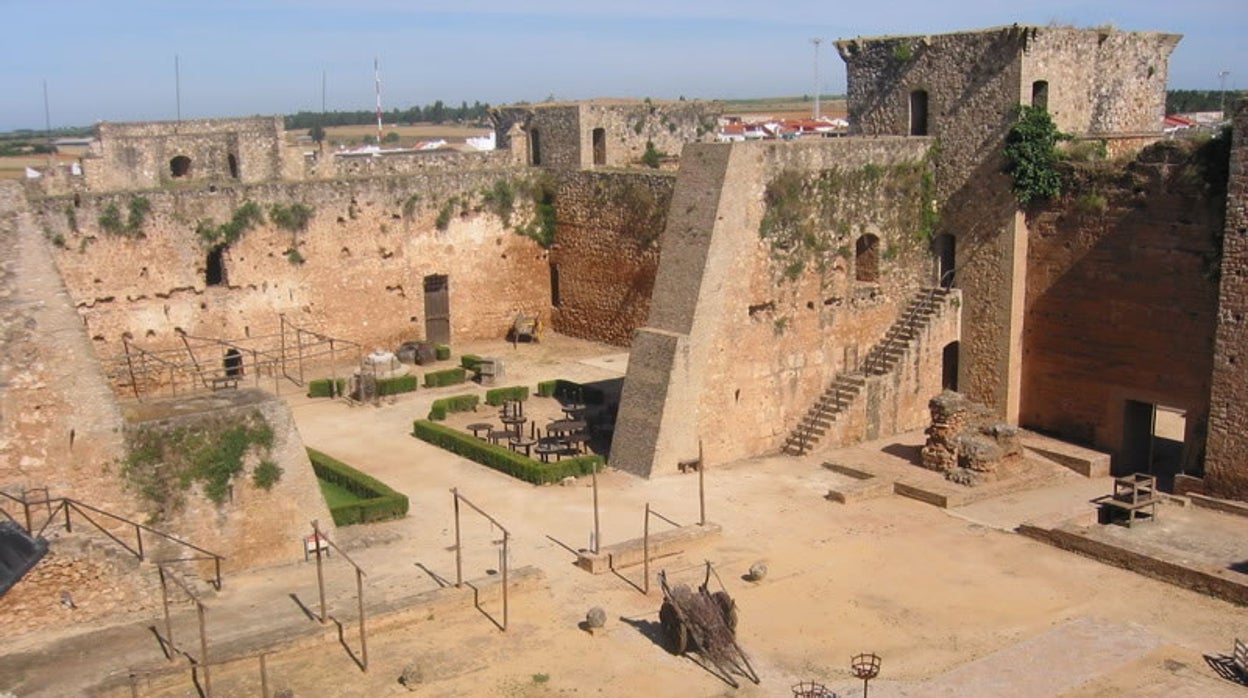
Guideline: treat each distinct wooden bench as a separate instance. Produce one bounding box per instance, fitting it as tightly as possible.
[206,375,240,391]
[1095,474,1160,528]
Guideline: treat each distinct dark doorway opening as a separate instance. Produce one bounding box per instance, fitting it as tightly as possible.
[1120,400,1187,491]
[205,245,227,286]
[935,233,955,288]
[224,348,244,377]
[592,128,606,166]
[1031,80,1049,111]
[855,234,880,283]
[170,155,192,178]
[529,129,542,166]
[423,274,451,345]
[909,90,929,136]
[550,264,562,308]
[942,341,959,391]
[227,153,239,179]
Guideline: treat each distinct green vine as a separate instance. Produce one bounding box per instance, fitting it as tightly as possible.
[196,200,265,247]
[269,203,315,232]
[98,196,151,237]
[1004,105,1069,204]
[123,410,276,519]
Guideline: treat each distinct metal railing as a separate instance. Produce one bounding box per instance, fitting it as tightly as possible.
[0,489,225,590]
[862,288,942,377]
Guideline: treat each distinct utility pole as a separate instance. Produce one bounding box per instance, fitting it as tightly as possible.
[175,54,182,124]
[42,79,52,168]
[1219,69,1231,119]
[810,38,824,120]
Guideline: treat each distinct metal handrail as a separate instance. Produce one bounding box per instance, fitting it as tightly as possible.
[0,489,226,590]
[863,288,942,376]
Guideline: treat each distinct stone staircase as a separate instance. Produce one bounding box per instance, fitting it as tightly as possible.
[783,287,952,456]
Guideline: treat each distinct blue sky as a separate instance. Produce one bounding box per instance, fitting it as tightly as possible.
[1,0,1244,131]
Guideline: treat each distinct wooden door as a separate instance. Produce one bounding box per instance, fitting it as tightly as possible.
[423,274,450,345]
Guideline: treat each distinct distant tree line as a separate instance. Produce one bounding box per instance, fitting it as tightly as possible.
[285,100,491,131]
[1166,89,1246,114]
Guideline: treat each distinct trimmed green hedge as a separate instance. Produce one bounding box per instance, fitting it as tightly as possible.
[435,344,451,361]
[412,420,602,485]
[460,354,483,372]
[376,374,418,396]
[536,379,605,405]
[307,448,409,526]
[424,367,467,388]
[308,378,346,398]
[428,393,480,421]
[485,385,529,406]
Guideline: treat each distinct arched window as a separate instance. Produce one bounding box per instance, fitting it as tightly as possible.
[909,90,929,136]
[934,233,956,288]
[170,155,192,178]
[1031,80,1049,111]
[855,234,880,283]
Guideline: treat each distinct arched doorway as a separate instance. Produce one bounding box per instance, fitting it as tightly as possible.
[227,153,239,179]
[170,155,192,178]
[942,341,959,391]
[206,245,227,286]
[224,348,244,377]
[529,129,542,166]
[934,233,956,288]
[1031,80,1049,111]
[855,234,880,283]
[592,128,606,166]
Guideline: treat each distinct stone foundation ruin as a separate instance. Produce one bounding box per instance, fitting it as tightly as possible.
[920,391,1024,486]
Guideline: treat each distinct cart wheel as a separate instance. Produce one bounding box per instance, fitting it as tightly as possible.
[659,601,688,655]
[712,591,738,634]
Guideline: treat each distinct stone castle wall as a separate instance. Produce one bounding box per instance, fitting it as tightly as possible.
[32,171,552,375]
[1205,101,1248,499]
[85,117,296,191]
[493,101,719,169]
[550,170,674,345]
[613,137,940,476]
[1021,146,1222,469]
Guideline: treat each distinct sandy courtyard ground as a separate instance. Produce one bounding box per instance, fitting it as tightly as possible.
[7,335,1247,697]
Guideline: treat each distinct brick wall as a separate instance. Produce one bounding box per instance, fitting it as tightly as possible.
[1205,101,1248,499]
[1021,146,1222,467]
[550,170,674,345]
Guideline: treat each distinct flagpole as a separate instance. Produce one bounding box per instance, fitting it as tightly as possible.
[374,58,382,146]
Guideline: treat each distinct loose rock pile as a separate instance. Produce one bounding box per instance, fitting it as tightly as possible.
[920,391,1023,486]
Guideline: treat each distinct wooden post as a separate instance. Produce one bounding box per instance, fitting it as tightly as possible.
[329,339,338,398]
[357,567,368,671]
[592,462,601,553]
[123,338,142,401]
[197,601,211,696]
[159,566,174,658]
[502,531,509,631]
[135,523,144,560]
[279,314,287,381]
[698,439,706,526]
[259,654,268,698]
[296,329,305,385]
[313,520,326,623]
[453,490,462,587]
[643,503,650,595]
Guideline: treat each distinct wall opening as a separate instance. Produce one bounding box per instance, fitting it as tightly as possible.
[227,153,239,179]
[170,155,192,178]
[592,128,606,166]
[529,129,542,166]
[942,341,959,391]
[935,233,956,288]
[423,274,451,345]
[205,245,227,286]
[1120,400,1187,491]
[855,234,880,283]
[550,264,562,308]
[223,348,244,377]
[909,90,929,136]
[1031,80,1049,110]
